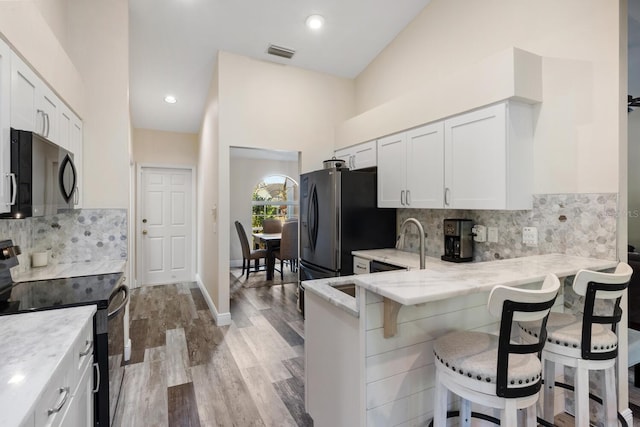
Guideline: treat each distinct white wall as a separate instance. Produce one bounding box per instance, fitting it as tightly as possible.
[353,0,622,195]
[197,60,220,312]
[200,51,355,319]
[66,0,130,209]
[629,108,640,248]
[0,1,130,210]
[132,128,198,165]
[0,1,84,116]
[229,151,299,263]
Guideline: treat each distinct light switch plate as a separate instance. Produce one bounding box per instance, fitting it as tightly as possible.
[473,225,486,242]
[488,227,498,243]
[523,227,538,246]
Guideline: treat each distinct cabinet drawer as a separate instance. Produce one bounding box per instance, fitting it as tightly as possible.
[73,320,94,378]
[353,257,370,275]
[34,351,74,427]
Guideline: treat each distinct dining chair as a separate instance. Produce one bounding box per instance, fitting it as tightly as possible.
[274,220,298,280]
[234,221,267,279]
[262,218,282,233]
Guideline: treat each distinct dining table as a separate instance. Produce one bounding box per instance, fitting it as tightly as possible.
[251,232,281,280]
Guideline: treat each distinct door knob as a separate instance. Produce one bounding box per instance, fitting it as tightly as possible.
[142,230,148,235]
[142,219,147,223]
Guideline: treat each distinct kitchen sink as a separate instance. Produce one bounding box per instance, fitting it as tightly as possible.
[332,283,356,297]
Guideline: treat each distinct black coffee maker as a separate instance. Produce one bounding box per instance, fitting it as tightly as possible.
[441,219,473,262]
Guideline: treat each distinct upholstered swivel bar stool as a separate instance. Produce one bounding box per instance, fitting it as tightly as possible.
[432,274,560,427]
[519,262,632,426]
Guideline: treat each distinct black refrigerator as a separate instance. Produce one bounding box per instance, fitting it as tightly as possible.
[298,167,396,314]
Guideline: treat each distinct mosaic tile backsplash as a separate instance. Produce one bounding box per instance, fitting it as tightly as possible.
[0,209,127,273]
[396,193,618,261]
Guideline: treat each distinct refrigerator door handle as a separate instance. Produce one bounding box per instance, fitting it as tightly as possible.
[307,183,319,250]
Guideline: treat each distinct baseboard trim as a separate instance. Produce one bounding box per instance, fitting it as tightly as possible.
[195,274,231,326]
[621,408,633,426]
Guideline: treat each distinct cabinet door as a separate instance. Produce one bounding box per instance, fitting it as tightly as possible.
[0,40,11,213]
[70,116,83,208]
[377,133,406,208]
[39,85,59,143]
[58,105,72,152]
[405,122,444,208]
[60,360,94,427]
[10,52,40,133]
[334,147,353,169]
[352,140,376,169]
[444,103,507,209]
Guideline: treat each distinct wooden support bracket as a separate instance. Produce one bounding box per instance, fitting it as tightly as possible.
[383,297,402,338]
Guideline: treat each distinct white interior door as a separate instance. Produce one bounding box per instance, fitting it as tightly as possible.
[139,167,194,285]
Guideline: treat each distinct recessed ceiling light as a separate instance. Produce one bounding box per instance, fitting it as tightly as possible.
[305,14,324,30]
[164,95,177,104]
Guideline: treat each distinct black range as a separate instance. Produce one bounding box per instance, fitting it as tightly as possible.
[0,239,129,427]
[0,272,124,315]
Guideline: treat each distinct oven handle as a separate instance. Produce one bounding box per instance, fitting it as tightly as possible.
[107,284,129,319]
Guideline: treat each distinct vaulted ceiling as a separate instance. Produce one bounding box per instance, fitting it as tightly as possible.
[129,0,432,134]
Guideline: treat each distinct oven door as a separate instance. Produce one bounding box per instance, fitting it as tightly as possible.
[94,282,129,427]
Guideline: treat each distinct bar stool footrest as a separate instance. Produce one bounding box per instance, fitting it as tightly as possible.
[428,410,501,426]
[536,380,629,427]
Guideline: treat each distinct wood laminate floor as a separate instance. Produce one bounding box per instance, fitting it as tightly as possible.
[112,280,311,427]
[111,279,640,427]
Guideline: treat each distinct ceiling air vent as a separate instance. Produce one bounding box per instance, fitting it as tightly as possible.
[267,44,295,59]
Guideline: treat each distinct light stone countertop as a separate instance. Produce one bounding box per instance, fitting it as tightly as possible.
[302,253,619,316]
[0,306,97,427]
[12,260,126,282]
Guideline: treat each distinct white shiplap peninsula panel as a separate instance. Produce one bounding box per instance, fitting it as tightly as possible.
[303,254,617,426]
[364,288,496,425]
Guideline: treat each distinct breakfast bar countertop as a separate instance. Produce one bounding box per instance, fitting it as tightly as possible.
[303,253,619,315]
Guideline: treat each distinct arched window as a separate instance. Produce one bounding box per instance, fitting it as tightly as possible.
[251,175,298,230]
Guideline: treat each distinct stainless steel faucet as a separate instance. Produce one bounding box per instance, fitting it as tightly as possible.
[396,218,427,269]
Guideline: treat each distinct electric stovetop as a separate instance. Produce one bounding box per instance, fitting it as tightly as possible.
[0,272,124,315]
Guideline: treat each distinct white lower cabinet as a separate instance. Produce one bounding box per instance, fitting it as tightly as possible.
[334,139,377,170]
[377,101,533,210]
[33,316,94,427]
[353,256,370,275]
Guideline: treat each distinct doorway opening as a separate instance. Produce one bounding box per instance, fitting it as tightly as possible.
[136,165,196,286]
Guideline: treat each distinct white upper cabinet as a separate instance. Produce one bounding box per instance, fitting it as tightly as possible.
[444,101,532,210]
[58,104,72,151]
[8,44,83,211]
[378,121,444,209]
[11,52,69,146]
[0,40,11,213]
[377,101,533,210]
[377,132,406,207]
[334,139,376,170]
[39,84,59,143]
[10,52,39,133]
[406,122,445,208]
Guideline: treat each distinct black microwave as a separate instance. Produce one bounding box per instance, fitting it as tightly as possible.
[0,128,77,218]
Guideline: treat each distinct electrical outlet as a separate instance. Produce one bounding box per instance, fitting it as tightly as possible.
[522,227,538,246]
[472,225,486,242]
[488,227,498,243]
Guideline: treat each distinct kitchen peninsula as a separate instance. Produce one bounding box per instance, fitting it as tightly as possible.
[303,253,619,427]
